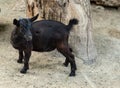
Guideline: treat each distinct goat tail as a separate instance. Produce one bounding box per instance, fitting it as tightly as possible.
[66,18,79,32]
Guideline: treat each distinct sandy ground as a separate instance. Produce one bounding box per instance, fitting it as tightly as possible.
[0,0,120,88]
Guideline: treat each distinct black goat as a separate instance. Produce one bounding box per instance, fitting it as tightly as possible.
[11,14,78,76]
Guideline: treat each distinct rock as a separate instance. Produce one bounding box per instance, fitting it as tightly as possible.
[91,0,120,7]
[95,6,105,10]
[12,0,25,11]
[118,7,120,10]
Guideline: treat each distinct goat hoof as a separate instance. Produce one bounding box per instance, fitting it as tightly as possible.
[63,63,68,67]
[17,60,23,63]
[20,68,27,74]
[69,72,75,76]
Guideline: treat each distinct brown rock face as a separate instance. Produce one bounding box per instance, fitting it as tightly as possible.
[91,0,120,7]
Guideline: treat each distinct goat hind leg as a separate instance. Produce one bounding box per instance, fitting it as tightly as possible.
[69,54,77,76]
[63,57,69,67]
[63,48,72,67]
[57,47,76,76]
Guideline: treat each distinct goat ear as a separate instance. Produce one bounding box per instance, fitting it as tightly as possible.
[13,19,19,26]
[30,14,39,22]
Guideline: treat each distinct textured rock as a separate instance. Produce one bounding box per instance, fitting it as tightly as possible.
[12,0,25,11]
[91,0,120,7]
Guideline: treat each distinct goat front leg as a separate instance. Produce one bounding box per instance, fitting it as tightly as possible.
[17,50,24,63]
[20,49,31,74]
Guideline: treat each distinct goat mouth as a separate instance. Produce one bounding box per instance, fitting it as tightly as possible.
[24,35,32,41]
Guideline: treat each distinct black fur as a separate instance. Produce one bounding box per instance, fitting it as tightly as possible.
[11,14,78,76]
[66,18,78,31]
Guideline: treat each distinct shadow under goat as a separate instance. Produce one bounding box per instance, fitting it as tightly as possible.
[10,14,79,76]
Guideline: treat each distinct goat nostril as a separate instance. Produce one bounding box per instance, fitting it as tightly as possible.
[36,32,39,33]
[36,31,40,34]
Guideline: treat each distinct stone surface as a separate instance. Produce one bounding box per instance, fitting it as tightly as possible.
[91,0,120,7]
[12,0,25,11]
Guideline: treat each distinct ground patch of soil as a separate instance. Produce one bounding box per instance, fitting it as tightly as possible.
[0,1,120,88]
[108,29,120,39]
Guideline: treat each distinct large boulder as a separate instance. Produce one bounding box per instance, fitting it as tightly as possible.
[91,0,120,7]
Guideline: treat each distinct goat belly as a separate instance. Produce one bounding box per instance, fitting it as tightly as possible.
[32,43,56,52]
[32,35,56,52]
[32,39,56,52]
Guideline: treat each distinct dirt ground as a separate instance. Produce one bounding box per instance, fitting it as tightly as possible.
[0,0,120,88]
